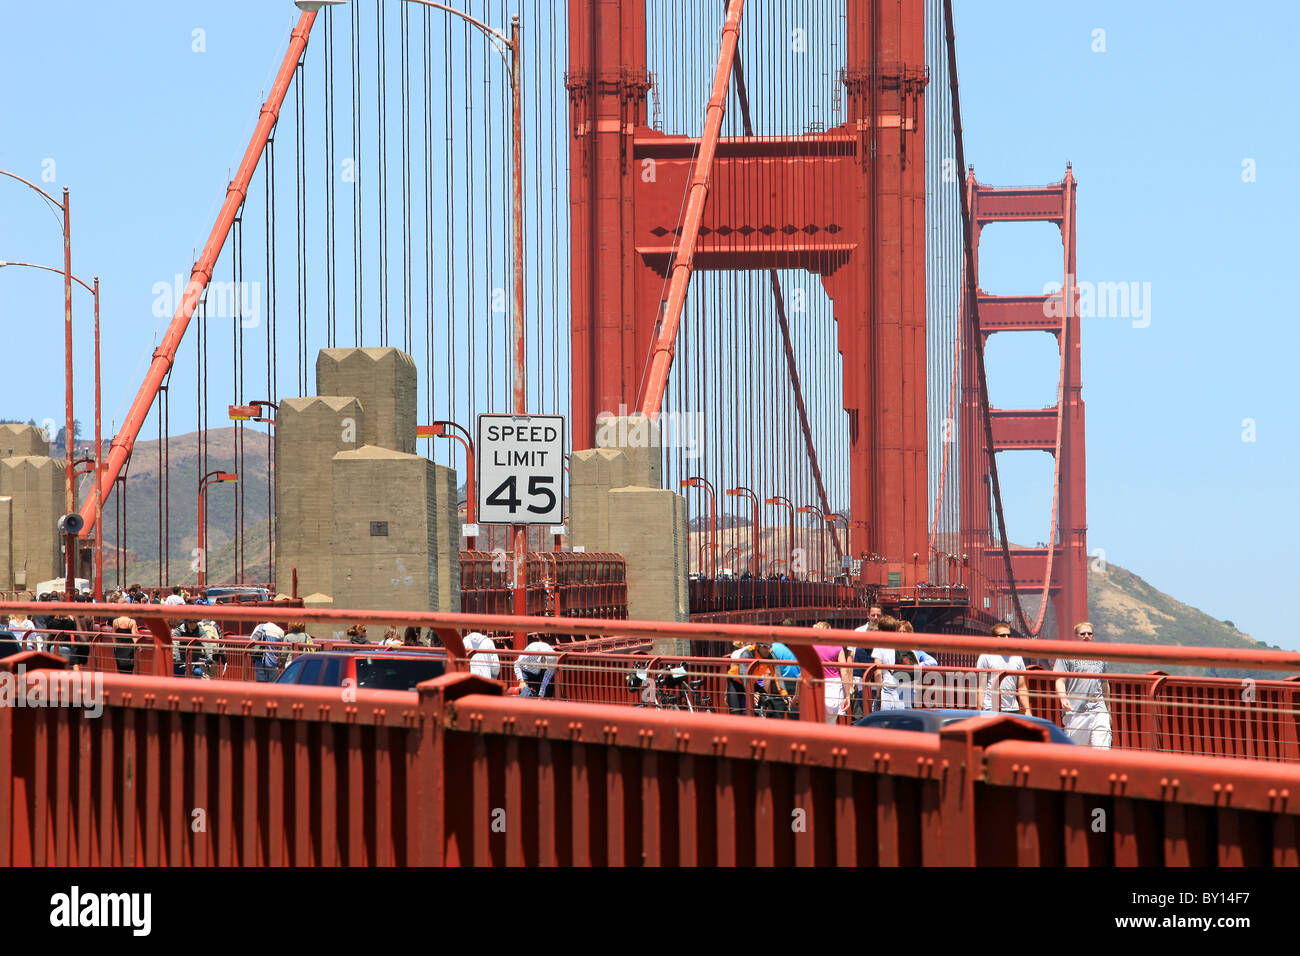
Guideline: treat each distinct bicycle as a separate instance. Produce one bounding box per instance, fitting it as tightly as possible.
[626,662,713,712]
[655,662,713,712]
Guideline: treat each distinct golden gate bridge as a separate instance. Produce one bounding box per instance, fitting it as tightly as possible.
[0,0,1297,871]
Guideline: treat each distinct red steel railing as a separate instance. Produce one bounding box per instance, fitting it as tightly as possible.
[3,657,1297,866]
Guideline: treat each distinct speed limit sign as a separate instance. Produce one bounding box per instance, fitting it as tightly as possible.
[476,414,565,525]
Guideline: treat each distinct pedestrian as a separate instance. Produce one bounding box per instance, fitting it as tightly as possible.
[251,620,287,682]
[1054,621,1112,748]
[749,643,790,717]
[110,612,140,674]
[8,609,35,651]
[196,618,225,677]
[171,618,204,677]
[402,625,422,647]
[347,624,369,644]
[897,620,937,664]
[976,623,1033,717]
[514,637,558,697]
[381,626,403,647]
[464,631,501,680]
[73,593,95,664]
[0,615,21,658]
[48,605,81,670]
[850,606,884,716]
[726,640,757,715]
[32,593,53,634]
[163,586,186,606]
[285,621,314,655]
[812,621,853,724]
[870,615,905,712]
[770,620,801,711]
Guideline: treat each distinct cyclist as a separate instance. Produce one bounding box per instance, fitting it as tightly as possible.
[748,643,790,717]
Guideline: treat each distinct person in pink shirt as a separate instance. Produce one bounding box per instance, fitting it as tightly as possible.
[812,621,853,723]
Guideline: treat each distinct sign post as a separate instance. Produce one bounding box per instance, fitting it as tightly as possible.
[477,414,566,649]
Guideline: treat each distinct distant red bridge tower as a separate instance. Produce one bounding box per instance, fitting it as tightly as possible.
[961,167,1088,640]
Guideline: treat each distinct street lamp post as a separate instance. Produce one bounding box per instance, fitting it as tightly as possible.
[0,171,76,598]
[797,504,827,582]
[0,258,101,598]
[228,399,278,591]
[826,513,850,578]
[228,399,278,426]
[197,471,238,587]
[765,495,795,579]
[397,0,527,646]
[418,420,476,549]
[725,486,760,575]
[680,476,717,579]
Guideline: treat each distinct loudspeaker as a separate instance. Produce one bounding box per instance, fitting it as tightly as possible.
[58,513,85,535]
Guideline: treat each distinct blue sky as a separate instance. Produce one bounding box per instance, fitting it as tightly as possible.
[0,1,1296,649]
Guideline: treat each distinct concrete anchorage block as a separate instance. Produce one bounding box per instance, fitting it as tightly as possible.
[608,487,689,651]
[0,456,65,589]
[0,496,12,591]
[300,591,337,643]
[0,424,50,459]
[316,347,418,454]
[330,445,460,616]
[568,448,629,554]
[594,414,662,489]
[274,396,365,599]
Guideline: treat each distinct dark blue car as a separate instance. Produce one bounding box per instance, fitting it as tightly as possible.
[853,707,1075,745]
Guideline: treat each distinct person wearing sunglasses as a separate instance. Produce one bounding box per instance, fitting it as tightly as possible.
[1054,621,1112,748]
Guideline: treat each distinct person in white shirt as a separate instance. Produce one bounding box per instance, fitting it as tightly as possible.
[1054,621,1111,748]
[464,631,501,680]
[162,586,186,606]
[976,623,1033,716]
[869,615,906,712]
[514,638,558,697]
[251,621,286,682]
[10,612,36,651]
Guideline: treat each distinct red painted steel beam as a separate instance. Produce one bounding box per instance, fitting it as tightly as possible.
[989,408,1059,452]
[636,0,746,416]
[972,188,1066,223]
[75,10,318,534]
[977,293,1062,334]
[635,131,857,159]
[6,600,1299,674]
[980,738,1300,815]
[980,545,1063,591]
